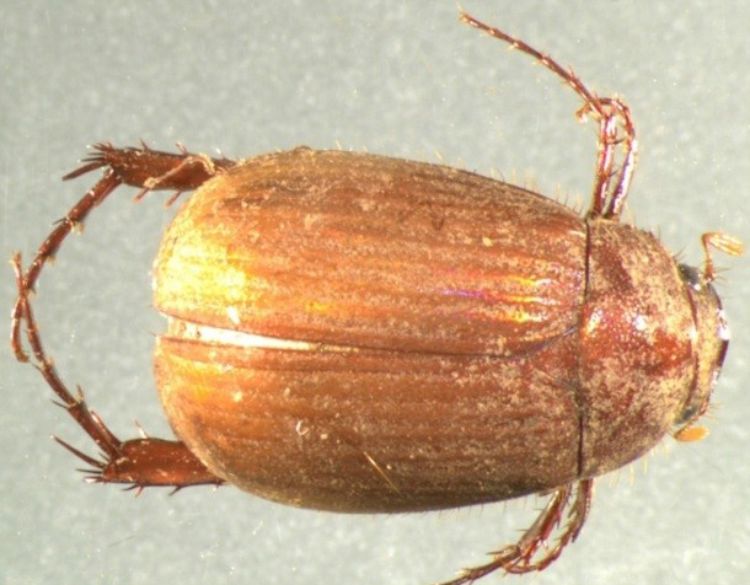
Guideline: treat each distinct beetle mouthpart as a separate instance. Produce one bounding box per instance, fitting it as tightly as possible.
[673,424,709,443]
[164,316,358,353]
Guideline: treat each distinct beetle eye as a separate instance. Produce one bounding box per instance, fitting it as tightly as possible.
[677,264,702,291]
[675,405,699,426]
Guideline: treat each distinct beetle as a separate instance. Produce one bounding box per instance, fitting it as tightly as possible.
[10,10,742,585]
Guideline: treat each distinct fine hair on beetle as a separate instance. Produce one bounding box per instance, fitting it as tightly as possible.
[10,9,742,585]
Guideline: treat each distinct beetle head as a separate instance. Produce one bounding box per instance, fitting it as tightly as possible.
[672,264,730,440]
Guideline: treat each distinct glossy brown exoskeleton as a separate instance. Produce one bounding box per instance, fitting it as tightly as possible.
[11,11,742,585]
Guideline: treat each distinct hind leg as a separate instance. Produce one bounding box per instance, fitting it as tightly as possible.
[12,253,223,491]
[11,144,235,490]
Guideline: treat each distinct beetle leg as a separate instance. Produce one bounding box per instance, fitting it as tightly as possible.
[62,142,236,193]
[56,435,224,490]
[10,144,233,488]
[438,479,593,585]
[10,144,237,362]
[10,171,122,362]
[459,11,637,221]
[12,252,121,458]
[588,97,637,220]
[12,254,223,490]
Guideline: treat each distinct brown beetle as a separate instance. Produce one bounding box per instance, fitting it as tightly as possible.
[10,11,742,585]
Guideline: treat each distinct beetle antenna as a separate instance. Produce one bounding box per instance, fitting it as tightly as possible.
[700,231,744,283]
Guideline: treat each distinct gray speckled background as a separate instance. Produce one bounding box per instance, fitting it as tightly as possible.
[2,2,748,584]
